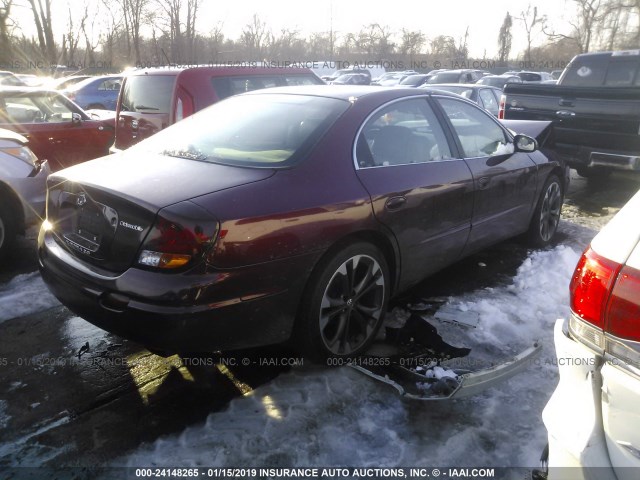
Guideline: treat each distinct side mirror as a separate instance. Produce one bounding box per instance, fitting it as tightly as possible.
[513,134,538,153]
[71,112,82,124]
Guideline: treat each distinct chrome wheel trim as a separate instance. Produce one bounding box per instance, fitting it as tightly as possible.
[539,181,562,242]
[319,254,385,356]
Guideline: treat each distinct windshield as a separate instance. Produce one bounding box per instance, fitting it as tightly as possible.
[120,74,176,113]
[134,93,350,167]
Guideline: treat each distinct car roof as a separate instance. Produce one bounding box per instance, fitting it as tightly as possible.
[420,83,495,90]
[242,84,463,101]
[0,86,62,95]
[127,65,317,76]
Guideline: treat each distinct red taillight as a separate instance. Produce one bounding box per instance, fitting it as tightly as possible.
[498,95,506,119]
[606,265,640,341]
[569,247,622,328]
[137,202,218,270]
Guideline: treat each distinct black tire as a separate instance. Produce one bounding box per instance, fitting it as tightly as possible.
[87,103,106,110]
[296,242,390,362]
[0,201,17,261]
[526,174,563,247]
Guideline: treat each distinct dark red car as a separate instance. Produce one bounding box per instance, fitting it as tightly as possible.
[38,86,565,361]
[0,87,114,171]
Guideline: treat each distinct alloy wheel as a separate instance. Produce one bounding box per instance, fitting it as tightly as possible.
[539,181,562,242]
[319,254,386,356]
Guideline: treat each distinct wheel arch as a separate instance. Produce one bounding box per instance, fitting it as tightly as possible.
[302,229,400,302]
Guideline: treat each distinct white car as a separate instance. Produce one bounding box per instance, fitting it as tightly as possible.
[542,188,640,480]
[0,127,50,259]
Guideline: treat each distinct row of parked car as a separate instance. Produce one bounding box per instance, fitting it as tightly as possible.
[324,68,556,88]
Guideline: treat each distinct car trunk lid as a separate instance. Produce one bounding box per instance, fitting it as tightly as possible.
[47,153,275,272]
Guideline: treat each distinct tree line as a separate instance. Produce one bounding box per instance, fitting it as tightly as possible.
[0,0,638,73]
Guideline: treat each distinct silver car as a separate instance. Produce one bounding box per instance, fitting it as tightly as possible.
[0,127,49,259]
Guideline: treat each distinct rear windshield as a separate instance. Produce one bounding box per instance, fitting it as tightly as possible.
[135,93,349,167]
[427,72,461,84]
[120,74,176,113]
[561,56,640,86]
[517,72,542,82]
[211,74,323,100]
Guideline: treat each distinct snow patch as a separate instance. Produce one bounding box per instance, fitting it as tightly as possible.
[0,400,10,429]
[116,244,583,469]
[62,316,111,353]
[0,272,60,323]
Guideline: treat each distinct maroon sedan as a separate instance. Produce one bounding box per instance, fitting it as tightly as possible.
[0,87,114,171]
[38,86,565,360]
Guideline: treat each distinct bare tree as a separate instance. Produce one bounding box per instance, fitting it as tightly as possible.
[399,29,425,57]
[27,0,56,63]
[240,14,269,60]
[184,0,199,60]
[430,35,456,57]
[0,1,14,64]
[497,12,513,65]
[454,27,470,61]
[517,4,545,63]
[155,0,182,61]
[61,4,88,66]
[354,24,395,56]
[308,31,334,58]
[543,0,606,53]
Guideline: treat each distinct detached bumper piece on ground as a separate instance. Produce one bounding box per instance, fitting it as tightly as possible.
[351,313,542,400]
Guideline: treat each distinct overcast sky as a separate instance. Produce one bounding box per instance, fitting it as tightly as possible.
[14,0,573,59]
[198,0,571,57]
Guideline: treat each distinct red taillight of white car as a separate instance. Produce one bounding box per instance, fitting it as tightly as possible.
[569,246,640,364]
[498,94,506,119]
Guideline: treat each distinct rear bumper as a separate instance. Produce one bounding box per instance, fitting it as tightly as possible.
[38,229,314,353]
[556,145,640,172]
[542,319,617,480]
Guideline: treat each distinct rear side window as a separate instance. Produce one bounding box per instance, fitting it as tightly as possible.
[356,98,452,168]
[120,75,176,113]
[561,56,609,86]
[211,74,322,100]
[604,60,640,86]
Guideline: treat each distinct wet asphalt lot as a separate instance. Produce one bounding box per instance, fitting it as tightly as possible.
[0,170,639,473]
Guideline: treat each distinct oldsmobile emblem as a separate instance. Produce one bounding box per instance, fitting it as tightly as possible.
[119,220,144,232]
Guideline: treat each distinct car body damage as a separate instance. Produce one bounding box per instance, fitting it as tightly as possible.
[351,310,542,400]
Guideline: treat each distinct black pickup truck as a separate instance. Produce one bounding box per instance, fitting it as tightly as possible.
[499,50,640,177]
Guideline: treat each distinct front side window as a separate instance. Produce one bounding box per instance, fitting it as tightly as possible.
[98,78,122,91]
[136,93,349,167]
[436,97,510,158]
[356,98,452,168]
[0,94,76,123]
[478,89,499,116]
